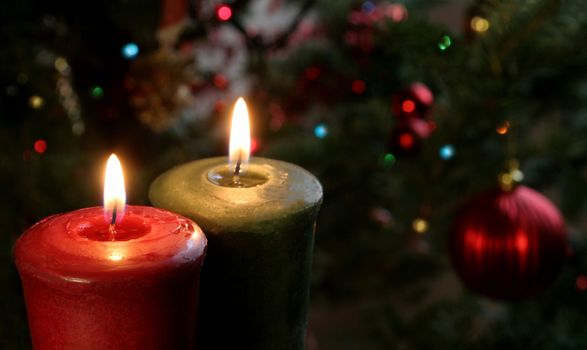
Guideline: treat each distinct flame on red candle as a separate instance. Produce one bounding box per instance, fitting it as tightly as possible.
[229,97,251,175]
[104,154,126,225]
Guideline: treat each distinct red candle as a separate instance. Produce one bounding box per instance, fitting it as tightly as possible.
[14,155,207,350]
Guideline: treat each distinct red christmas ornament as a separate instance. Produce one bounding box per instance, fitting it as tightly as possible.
[392,82,434,119]
[450,186,568,300]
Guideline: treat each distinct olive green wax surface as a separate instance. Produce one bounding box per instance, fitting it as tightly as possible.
[149,157,323,350]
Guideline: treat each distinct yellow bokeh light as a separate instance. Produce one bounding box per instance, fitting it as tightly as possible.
[29,95,44,109]
[54,57,69,73]
[471,16,490,33]
[412,218,429,234]
[499,172,514,191]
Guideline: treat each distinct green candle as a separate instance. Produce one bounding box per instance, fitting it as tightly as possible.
[148,98,322,350]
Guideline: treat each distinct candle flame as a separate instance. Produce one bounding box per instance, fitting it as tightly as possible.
[104,154,126,224]
[229,97,251,174]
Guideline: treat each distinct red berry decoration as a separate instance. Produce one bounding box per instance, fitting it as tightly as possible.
[450,186,568,300]
[392,82,434,119]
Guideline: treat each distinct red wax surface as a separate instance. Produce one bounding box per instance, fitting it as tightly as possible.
[14,206,207,350]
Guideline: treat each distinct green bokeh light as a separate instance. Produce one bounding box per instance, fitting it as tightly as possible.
[91,86,104,99]
[438,35,452,51]
[382,153,396,168]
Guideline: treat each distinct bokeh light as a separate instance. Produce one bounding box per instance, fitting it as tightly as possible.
[250,138,260,154]
[54,57,69,73]
[361,1,375,13]
[576,275,587,292]
[91,86,104,99]
[438,35,452,51]
[314,123,328,139]
[217,5,233,21]
[34,139,47,154]
[213,74,228,89]
[496,121,510,135]
[471,16,490,33]
[29,95,44,109]
[401,100,415,113]
[382,153,396,168]
[398,133,414,149]
[387,4,407,22]
[121,43,139,60]
[352,80,366,94]
[439,144,455,160]
[412,218,429,234]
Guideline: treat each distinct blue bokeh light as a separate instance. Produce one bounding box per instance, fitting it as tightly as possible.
[122,43,139,59]
[439,144,455,160]
[314,123,328,139]
[362,1,376,13]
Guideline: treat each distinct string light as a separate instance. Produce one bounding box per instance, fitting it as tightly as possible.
[361,1,375,13]
[304,66,321,81]
[121,43,139,60]
[352,80,366,94]
[91,86,104,99]
[314,123,328,139]
[29,95,44,109]
[401,100,415,113]
[213,74,228,90]
[54,57,69,73]
[439,144,455,160]
[438,35,452,51]
[381,153,396,169]
[412,218,429,234]
[496,121,510,135]
[34,140,47,154]
[250,138,260,154]
[470,16,490,33]
[398,133,414,149]
[511,168,524,182]
[55,56,85,135]
[498,172,514,191]
[387,4,408,22]
[216,5,233,21]
[576,275,587,292]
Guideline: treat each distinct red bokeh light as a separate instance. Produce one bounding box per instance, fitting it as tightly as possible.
[213,74,228,90]
[402,100,415,113]
[577,275,587,292]
[34,139,47,154]
[352,80,366,94]
[214,100,226,113]
[250,138,259,154]
[304,66,321,81]
[398,133,414,149]
[216,5,233,21]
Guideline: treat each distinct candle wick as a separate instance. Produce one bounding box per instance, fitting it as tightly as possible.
[232,155,243,187]
[234,157,242,176]
[110,203,118,225]
[109,203,118,241]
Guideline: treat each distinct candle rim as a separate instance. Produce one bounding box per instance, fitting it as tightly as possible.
[13,206,207,283]
[149,156,323,233]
